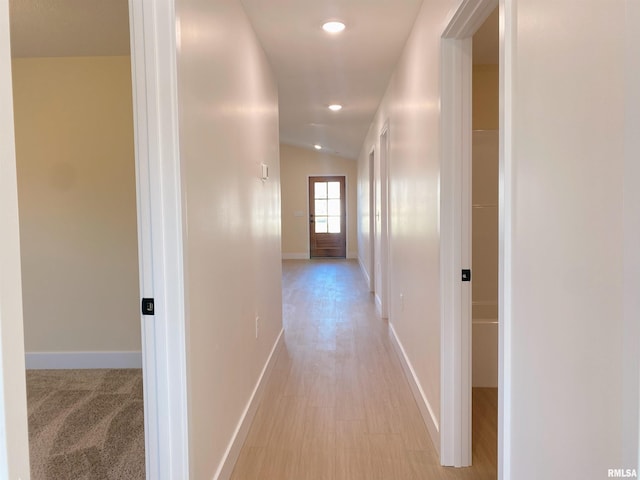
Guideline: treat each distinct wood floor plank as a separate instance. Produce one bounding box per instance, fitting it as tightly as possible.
[229,447,266,480]
[230,260,497,479]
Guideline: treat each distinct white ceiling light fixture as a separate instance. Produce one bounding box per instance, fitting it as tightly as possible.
[314,144,322,150]
[328,104,343,112]
[322,21,346,34]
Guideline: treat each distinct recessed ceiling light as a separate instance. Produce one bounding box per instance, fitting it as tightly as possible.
[328,104,343,112]
[314,144,322,150]
[322,21,346,34]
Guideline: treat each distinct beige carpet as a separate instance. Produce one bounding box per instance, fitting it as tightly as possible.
[26,369,145,480]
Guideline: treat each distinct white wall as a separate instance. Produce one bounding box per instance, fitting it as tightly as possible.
[12,56,141,357]
[174,0,282,477]
[357,0,459,445]
[504,0,639,477]
[623,0,640,468]
[0,0,29,476]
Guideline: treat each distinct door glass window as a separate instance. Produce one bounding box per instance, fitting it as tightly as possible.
[314,181,341,234]
[327,181,340,198]
[315,199,328,216]
[328,217,341,233]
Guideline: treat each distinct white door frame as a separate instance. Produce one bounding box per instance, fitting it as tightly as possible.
[368,147,376,292]
[128,0,190,478]
[374,125,390,318]
[380,127,390,319]
[0,0,30,477]
[439,0,501,469]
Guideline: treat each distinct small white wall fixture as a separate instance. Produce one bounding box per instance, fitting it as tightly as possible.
[439,0,500,470]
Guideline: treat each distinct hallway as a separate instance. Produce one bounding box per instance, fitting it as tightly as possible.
[231,260,496,479]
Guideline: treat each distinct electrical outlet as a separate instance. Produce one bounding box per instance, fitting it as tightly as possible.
[255,316,260,339]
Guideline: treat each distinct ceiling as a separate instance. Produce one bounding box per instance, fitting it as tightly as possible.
[240,0,424,158]
[9,0,498,160]
[9,0,130,58]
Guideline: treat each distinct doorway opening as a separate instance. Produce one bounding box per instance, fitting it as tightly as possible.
[470,6,499,475]
[309,175,347,258]
[3,1,190,477]
[439,0,501,471]
[8,1,146,476]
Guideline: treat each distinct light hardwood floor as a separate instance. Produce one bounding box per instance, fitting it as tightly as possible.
[231,259,497,480]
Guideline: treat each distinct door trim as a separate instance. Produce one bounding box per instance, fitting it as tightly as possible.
[375,124,390,319]
[368,147,376,292]
[439,0,500,469]
[129,0,189,477]
[0,0,30,475]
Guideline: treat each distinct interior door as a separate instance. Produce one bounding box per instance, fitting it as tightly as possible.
[309,176,346,258]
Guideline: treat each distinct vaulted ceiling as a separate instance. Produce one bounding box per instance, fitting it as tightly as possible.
[9,0,498,160]
[239,0,424,159]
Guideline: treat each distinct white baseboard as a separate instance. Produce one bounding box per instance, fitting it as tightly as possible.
[358,257,372,291]
[215,329,285,480]
[388,323,440,453]
[282,253,309,260]
[25,351,142,369]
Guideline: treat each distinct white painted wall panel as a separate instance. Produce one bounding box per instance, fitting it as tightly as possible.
[506,0,631,477]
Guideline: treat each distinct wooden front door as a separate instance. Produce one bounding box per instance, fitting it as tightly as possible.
[309,176,346,258]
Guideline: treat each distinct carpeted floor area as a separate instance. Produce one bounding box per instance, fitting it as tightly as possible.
[26,369,145,480]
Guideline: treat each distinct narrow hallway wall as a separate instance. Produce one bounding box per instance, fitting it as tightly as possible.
[174,0,282,477]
